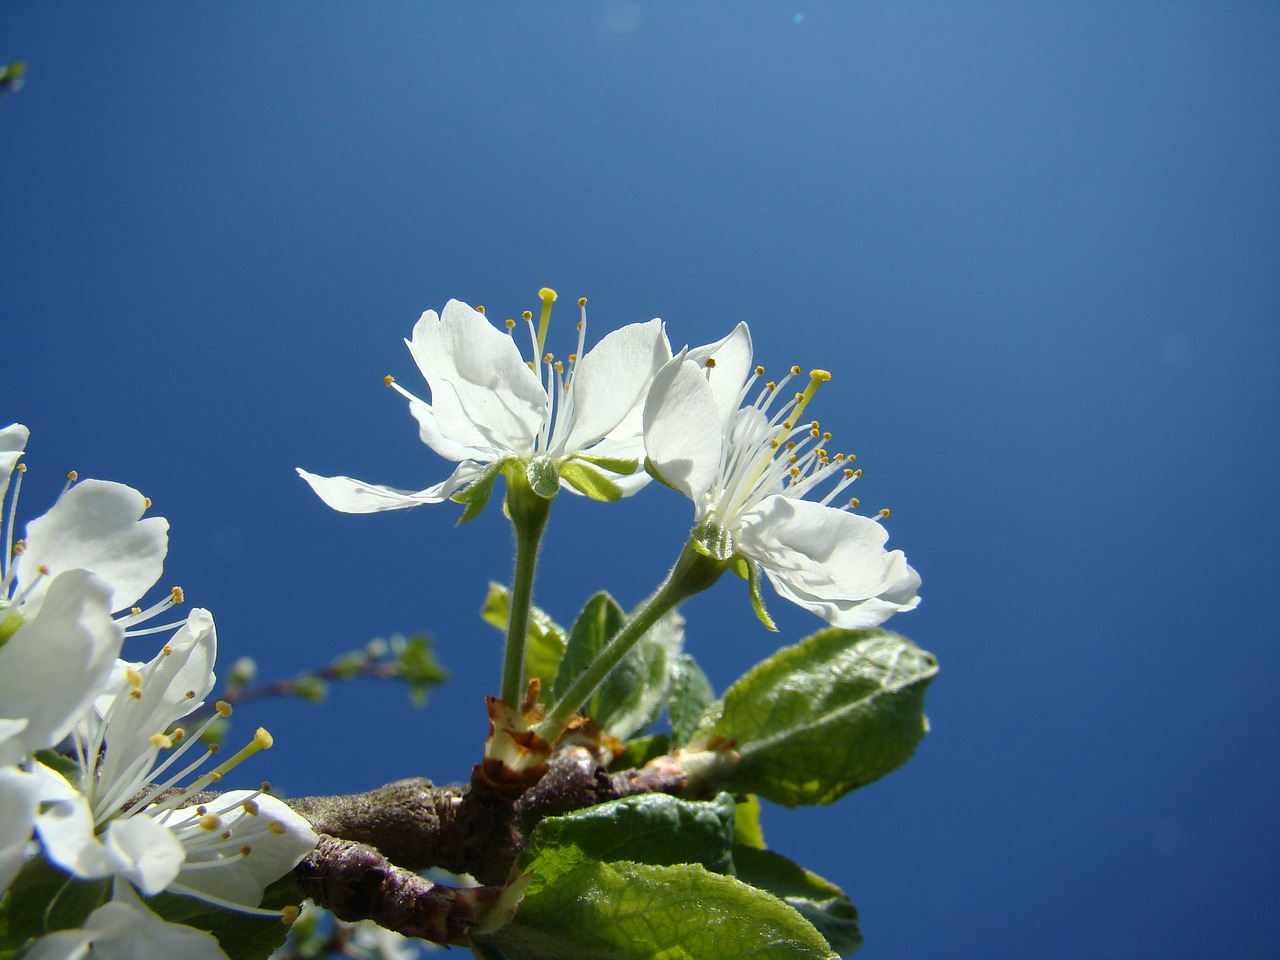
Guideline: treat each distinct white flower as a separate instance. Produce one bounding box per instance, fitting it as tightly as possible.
[21,881,229,960]
[299,292,672,513]
[643,323,921,629]
[32,612,317,909]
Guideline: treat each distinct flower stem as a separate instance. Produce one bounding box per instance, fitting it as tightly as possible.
[535,538,726,742]
[500,470,552,707]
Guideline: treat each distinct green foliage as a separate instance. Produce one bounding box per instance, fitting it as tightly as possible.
[667,652,715,746]
[555,593,683,739]
[692,628,937,806]
[732,794,766,850]
[478,795,838,960]
[391,634,449,706]
[734,846,863,957]
[146,874,302,960]
[559,460,623,501]
[453,461,503,524]
[0,860,108,948]
[482,583,567,702]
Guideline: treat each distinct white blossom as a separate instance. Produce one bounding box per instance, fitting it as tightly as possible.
[299,294,671,512]
[643,324,921,629]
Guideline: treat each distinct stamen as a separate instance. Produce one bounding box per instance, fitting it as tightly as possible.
[475,305,485,315]
[535,288,557,356]
[384,375,394,386]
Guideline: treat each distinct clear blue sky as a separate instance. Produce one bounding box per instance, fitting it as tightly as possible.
[4,4,1278,958]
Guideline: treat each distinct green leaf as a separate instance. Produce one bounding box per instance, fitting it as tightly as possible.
[453,460,504,524]
[32,749,80,783]
[393,634,449,706]
[555,593,685,739]
[733,794,766,850]
[482,583,567,701]
[482,798,835,960]
[145,874,302,960]
[734,846,862,957]
[668,653,715,746]
[559,460,623,502]
[693,629,938,806]
[0,860,107,948]
[521,793,737,875]
[609,732,670,771]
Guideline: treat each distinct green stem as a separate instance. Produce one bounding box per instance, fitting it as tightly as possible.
[500,471,552,707]
[535,539,726,741]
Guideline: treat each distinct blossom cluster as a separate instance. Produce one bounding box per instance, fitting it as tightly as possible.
[0,424,317,960]
[301,294,921,631]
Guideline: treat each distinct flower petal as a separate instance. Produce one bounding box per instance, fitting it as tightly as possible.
[33,763,113,880]
[685,322,754,425]
[0,765,44,889]
[407,300,546,455]
[17,480,168,616]
[102,815,186,896]
[0,570,122,753]
[166,791,317,908]
[556,319,670,455]
[81,882,229,960]
[0,422,29,508]
[296,469,452,514]
[643,354,724,505]
[738,497,921,628]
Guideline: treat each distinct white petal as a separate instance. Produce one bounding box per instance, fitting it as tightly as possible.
[296,469,451,514]
[33,763,112,880]
[739,497,921,628]
[93,609,217,802]
[0,717,29,767]
[0,570,122,753]
[18,929,94,960]
[406,394,495,462]
[17,480,168,616]
[166,791,317,907]
[0,765,43,889]
[0,422,29,508]
[643,355,724,505]
[102,816,186,896]
[408,300,546,455]
[80,883,229,960]
[556,319,670,455]
[685,323,754,425]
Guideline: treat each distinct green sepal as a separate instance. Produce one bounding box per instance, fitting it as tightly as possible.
[733,846,863,957]
[482,583,567,702]
[668,652,715,747]
[559,459,623,502]
[452,460,504,525]
[576,454,641,476]
[691,628,938,806]
[523,456,561,501]
[744,557,778,632]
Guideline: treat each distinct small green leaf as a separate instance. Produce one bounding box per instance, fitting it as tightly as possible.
[559,460,623,502]
[734,846,863,957]
[745,558,778,631]
[453,461,504,525]
[693,629,938,806]
[32,749,80,783]
[609,732,670,771]
[393,634,449,706]
[553,593,624,706]
[521,793,737,875]
[733,794,766,850]
[668,653,715,746]
[482,583,567,701]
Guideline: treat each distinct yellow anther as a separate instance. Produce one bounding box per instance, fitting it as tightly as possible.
[126,667,144,689]
[143,497,152,510]
[37,564,49,576]
[240,845,252,856]
[268,821,286,835]
[129,689,142,700]
[242,799,260,816]
[254,727,274,749]
[522,310,532,320]
[788,454,798,464]
[853,469,863,478]
[282,905,300,926]
[705,357,717,368]
[150,733,172,749]
[216,700,233,718]
[879,508,891,519]
[196,805,208,815]
[200,814,221,831]
[184,689,196,699]
[11,540,24,556]
[171,586,184,604]
[172,728,186,742]
[789,466,800,477]
[131,606,142,615]
[843,468,855,478]
[823,431,832,441]
[849,497,860,508]
[162,645,172,656]
[260,781,272,793]
[384,374,394,386]
[475,305,485,314]
[505,318,516,329]
[66,470,78,482]
[543,352,554,364]
[554,361,564,374]
[790,365,802,376]
[568,353,578,363]
[755,365,765,375]
[577,296,587,307]
[526,360,536,370]
[766,381,777,392]
[16,464,25,474]
[810,427,820,438]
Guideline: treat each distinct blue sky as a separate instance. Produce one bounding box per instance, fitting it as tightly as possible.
[3,4,1278,958]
